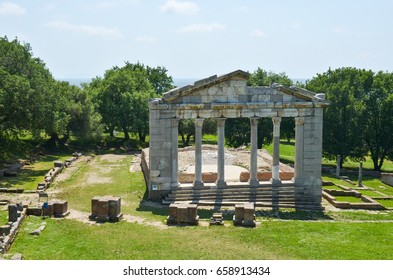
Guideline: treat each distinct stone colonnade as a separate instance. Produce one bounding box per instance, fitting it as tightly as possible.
[168,116,308,189]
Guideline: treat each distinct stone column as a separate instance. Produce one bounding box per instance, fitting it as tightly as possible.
[194,118,204,188]
[336,155,341,177]
[171,118,180,187]
[216,118,227,188]
[249,117,259,187]
[294,117,304,184]
[358,161,363,187]
[271,117,282,186]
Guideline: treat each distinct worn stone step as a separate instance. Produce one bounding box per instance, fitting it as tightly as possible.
[161,199,321,209]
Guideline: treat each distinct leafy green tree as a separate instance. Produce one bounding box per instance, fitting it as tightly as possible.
[179,119,194,147]
[359,71,393,171]
[306,67,373,166]
[63,82,103,142]
[0,36,67,144]
[93,62,167,141]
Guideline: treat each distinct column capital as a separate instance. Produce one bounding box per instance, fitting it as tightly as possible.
[272,116,282,126]
[170,118,180,127]
[295,117,305,126]
[217,118,226,126]
[249,117,259,126]
[194,118,204,127]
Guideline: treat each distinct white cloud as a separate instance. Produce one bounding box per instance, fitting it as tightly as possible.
[160,0,199,15]
[178,23,225,33]
[134,36,158,43]
[47,20,122,39]
[250,29,267,38]
[0,2,26,15]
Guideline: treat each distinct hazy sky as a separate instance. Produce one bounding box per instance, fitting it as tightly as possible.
[1,0,392,80]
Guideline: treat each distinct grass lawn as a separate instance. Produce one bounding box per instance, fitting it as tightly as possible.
[0,153,70,191]
[334,196,364,203]
[3,153,393,260]
[8,213,393,260]
[322,174,356,188]
[358,189,382,197]
[375,199,393,209]
[0,210,7,225]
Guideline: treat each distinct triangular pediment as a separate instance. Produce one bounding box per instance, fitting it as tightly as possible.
[158,70,328,106]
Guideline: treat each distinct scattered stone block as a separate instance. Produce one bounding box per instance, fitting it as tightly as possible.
[53,200,69,217]
[30,224,46,235]
[89,196,122,222]
[72,152,82,158]
[0,225,11,235]
[166,203,199,225]
[233,203,256,227]
[8,204,18,222]
[210,213,224,225]
[11,253,23,260]
[53,161,64,168]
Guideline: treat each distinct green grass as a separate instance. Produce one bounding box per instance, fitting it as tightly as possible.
[322,185,343,191]
[6,152,393,260]
[375,199,393,209]
[9,214,393,260]
[0,210,7,225]
[322,174,356,188]
[358,190,381,197]
[334,196,364,203]
[326,210,393,221]
[264,140,295,163]
[0,153,70,191]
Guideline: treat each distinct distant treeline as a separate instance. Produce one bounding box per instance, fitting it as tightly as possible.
[1,36,393,170]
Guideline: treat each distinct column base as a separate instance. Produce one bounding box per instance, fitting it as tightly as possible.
[171,182,180,188]
[248,178,260,187]
[216,180,227,188]
[193,181,204,188]
[270,178,282,186]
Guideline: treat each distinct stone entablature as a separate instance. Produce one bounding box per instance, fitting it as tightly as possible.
[148,70,329,209]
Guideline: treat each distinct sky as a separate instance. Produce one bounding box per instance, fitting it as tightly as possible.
[1,0,393,81]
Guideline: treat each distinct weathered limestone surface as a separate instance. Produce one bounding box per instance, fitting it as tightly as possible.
[147,70,329,209]
[89,196,122,222]
[166,203,199,225]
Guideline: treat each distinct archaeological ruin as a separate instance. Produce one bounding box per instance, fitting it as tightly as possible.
[144,70,329,210]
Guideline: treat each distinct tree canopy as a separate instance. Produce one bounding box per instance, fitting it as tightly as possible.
[306,67,393,171]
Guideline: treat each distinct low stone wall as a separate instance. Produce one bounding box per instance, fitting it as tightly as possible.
[322,190,385,210]
[178,172,217,183]
[0,205,27,253]
[239,171,294,182]
[381,173,393,187]
[37,153,81,191]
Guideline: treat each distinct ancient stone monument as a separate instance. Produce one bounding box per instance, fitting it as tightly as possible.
[233,203,256,227]
[166,203,199,225]
[89,196,122,222]
[147,70,329,209]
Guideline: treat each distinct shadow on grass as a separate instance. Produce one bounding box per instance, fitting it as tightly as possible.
[136,198,333,222]
[257,209,334,221]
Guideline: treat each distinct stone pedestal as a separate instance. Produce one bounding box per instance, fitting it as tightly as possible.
[89,196,122,222]
[166,203,199,225]
[8,204,18,222]
[233,203,256,227]
[53,200,69,217]
[210,213,224,225]
[0,225,11,235]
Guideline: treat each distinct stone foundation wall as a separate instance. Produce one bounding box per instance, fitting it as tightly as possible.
[239,171,294,182]
[381,173,393,187]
